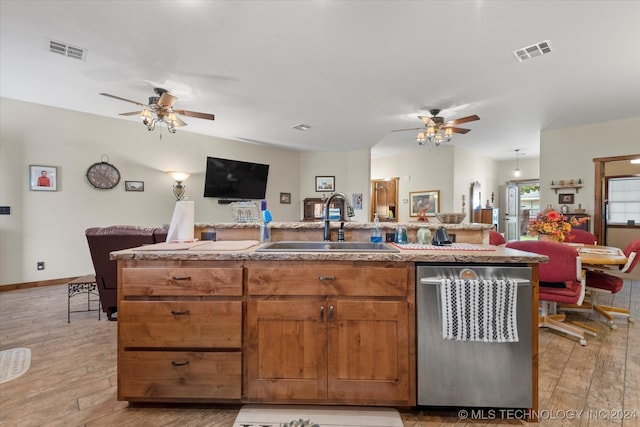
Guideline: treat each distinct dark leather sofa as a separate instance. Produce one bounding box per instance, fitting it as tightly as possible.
[85,225,168,320]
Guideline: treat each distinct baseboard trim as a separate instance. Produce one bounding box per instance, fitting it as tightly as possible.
[0,277,77,292]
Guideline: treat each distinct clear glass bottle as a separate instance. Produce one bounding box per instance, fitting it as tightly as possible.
[370,213,382,243]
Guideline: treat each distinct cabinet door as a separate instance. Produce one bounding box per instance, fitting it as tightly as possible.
[327,299,410,403]
[245,299,327,400]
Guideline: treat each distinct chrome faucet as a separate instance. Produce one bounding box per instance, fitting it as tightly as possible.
[323,192,355,241]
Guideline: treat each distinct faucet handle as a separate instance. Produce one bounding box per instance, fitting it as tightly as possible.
[347,204,355,217]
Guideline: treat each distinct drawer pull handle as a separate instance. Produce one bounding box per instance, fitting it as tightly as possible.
[319,276,336,281]
[329,305,335,321]
[171,360,190,367]
[172,276,192,281]
[171,310,190,315]
[320,305,325,321]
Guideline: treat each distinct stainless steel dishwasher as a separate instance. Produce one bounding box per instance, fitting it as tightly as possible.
[416,263,532,408]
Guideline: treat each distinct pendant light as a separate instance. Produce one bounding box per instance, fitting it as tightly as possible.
[513,149,521,177]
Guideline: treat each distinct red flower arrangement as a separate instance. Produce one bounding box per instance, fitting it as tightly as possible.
[527,209,588,241]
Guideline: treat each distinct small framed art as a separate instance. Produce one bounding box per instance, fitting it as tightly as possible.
[29,165,58,191]
[280,192,291,204]
[559,193,574,204]
[125,181,144,192]
[315,176,335,192]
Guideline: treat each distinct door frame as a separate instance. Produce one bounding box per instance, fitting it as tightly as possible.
[593,153,640,245]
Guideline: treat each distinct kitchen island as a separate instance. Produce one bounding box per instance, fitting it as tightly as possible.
[111,226,545,417]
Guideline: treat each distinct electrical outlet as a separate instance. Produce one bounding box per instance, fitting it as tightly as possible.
[37,262,45,270]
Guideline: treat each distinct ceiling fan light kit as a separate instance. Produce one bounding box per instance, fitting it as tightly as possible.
[100,87,215,134]
[394,108,479,147]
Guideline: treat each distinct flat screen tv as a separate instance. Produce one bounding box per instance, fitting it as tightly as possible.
[203,156,270,200]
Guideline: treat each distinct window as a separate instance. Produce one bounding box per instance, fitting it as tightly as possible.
[608,176,640,225]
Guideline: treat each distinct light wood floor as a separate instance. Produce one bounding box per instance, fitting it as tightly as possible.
[1,279,638,427]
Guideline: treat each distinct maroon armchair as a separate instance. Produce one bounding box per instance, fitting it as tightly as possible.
[565,229,596,245]
[86,225,168,320]
[489,230,506,246]
[582,237,640,328]
[506,240,587,345]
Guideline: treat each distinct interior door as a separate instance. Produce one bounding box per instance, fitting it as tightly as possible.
[370,178,399,222]
[504,182,519,241]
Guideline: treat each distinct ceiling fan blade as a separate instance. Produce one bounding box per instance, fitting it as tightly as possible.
[157,92,177,109]
[99,93,148,108]
[449,127,471,134]
[391,127,424,132]
[448,114,480,125]
[418,116,436,127]
[174,110,215,120]
[119,111,143,116]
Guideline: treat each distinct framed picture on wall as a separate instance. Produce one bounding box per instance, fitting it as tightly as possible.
[125,181,144,192]
[409,190,440,217]
[315,176,335,192]
[29,165,58,191]
[559,193,574,204]
[280,192,291,204]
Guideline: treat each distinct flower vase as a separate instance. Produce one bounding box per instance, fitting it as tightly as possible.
[538,234,562,242]
[417,226,432,245]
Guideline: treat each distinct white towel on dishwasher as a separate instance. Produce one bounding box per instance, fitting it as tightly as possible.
[440,279,519,343]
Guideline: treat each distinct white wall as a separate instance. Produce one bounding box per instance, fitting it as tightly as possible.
[0,98,304,284]
[299,149,371,223]
[539,117,640,213]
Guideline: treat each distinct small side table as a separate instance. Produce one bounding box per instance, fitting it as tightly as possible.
[67,274,101,323]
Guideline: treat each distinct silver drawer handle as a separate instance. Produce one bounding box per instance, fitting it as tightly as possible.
[329,305,334,321]
[319,276,336,281]
[171,309,190,315]
[171,360,190,366]
[172,276,192,281]
[320,305,325,321]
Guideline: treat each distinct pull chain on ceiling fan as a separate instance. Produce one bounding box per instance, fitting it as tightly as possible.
[100,87,215,134]
[392,109,480,146]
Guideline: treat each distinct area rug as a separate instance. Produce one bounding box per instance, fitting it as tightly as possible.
[0,347,31,384]
[232,404,403,427]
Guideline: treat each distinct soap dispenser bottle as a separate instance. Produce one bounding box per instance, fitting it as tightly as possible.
[370,213,382,243]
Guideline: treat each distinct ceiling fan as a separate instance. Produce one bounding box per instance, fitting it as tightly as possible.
[392,109,480,146]
[100,87,215,133]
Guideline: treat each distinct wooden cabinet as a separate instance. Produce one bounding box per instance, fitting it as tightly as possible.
[117,260,244,402]
[303,198,343,221]
[244,261,413,405]
[473,208,499,229]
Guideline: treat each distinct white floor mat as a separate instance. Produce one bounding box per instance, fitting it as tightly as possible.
[0,347,31,384]
[232,404,403,427]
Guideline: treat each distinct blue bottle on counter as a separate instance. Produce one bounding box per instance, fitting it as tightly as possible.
[370,213,383,243]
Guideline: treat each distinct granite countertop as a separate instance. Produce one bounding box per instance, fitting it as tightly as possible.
[111,241,547,264]
[196,221,493,231]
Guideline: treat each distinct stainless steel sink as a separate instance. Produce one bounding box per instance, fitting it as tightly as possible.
[256,241,399,253]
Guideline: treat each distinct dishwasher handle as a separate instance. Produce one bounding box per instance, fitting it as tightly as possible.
[420,278,530,286]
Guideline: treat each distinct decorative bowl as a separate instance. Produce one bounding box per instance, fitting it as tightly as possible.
[435,213,466,224]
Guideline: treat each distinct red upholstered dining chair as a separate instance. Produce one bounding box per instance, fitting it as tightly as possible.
[565,229,597,245]
[506,240,587,345]
[489,230,507,246]
[582,237,640,328]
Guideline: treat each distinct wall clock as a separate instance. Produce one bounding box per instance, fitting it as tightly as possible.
[86,161,121,189]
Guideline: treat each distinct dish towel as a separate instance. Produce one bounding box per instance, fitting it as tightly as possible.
[440,279,519,343]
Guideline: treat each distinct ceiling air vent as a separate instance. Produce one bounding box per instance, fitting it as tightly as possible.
[48,39,87,60]
[512,40,551,62]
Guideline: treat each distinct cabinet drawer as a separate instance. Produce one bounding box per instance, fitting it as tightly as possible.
[121,267,242,296]
[119,351,242,400]
[247,264,408,296]
[120,301,242,348]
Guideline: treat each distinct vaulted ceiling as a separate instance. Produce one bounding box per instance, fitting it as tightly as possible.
[1,1,639,161]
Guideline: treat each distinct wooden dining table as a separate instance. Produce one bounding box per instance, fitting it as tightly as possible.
[561,243,628,333]
[565,243,627,267]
